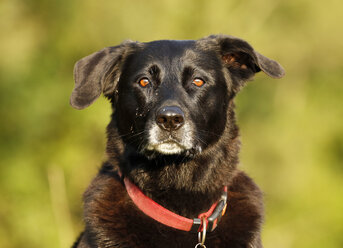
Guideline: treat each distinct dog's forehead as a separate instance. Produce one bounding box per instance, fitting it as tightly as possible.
[128,39,218,71]
[142,40,196,58]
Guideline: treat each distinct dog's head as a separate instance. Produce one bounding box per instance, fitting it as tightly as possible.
[71,35,284,158]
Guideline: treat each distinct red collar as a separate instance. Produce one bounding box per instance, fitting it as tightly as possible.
[122,174,228,233]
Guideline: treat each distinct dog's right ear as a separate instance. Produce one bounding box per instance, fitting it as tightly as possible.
[70,41,137,110]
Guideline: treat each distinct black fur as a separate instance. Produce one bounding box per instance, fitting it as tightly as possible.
[70,35,285,248]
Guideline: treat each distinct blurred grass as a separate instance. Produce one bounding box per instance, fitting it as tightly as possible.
[0,0,342,247]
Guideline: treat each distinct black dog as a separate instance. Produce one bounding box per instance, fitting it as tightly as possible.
[70,35,284,248]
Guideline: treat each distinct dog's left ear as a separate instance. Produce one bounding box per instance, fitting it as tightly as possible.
[211,35,285,84]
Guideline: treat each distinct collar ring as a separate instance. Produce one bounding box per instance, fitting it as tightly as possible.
[197,217,207,246]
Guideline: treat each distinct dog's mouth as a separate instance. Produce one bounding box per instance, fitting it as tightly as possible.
[146,137,187,155]
[145,121,195,156]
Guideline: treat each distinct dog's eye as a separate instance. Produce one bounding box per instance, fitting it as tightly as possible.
[192,78,205,87]
[138,78,150,88]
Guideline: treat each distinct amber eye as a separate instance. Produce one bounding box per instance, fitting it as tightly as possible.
[138,78,150,87]
[192,78,205,87]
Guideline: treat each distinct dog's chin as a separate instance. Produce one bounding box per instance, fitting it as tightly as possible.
[146,141,186,155]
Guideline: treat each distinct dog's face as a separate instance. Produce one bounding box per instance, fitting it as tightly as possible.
[70,35,284,158]
[115,40,229,156]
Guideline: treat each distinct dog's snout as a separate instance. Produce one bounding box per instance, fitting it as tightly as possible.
[156,106,185,131]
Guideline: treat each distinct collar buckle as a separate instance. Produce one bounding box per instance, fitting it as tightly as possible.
[190,189,228,233]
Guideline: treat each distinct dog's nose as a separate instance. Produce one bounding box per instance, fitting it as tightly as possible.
[156,106,185,131]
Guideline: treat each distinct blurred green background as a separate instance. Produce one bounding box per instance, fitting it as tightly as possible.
[1,0,342,247]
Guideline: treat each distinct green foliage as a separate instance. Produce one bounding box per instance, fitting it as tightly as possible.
[0,0,342,247]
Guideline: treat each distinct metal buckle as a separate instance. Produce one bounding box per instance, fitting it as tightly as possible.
[194,188,228,247]
[192,189,228,233]
[207,191,228,231]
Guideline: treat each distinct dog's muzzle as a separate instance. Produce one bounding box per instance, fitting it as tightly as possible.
[146,105,194,155]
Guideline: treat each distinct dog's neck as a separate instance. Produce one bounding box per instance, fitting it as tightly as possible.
[106,141,239,218]
[128,149,237,218]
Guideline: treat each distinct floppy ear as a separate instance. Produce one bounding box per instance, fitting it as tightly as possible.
[213,35,285,84]
[70,41,137,110]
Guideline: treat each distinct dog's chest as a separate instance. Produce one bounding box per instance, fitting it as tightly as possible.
[82,171,263,248]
